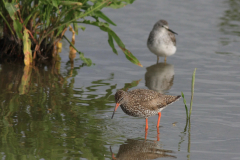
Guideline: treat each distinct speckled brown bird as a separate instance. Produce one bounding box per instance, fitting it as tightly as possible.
[111,89,181,130]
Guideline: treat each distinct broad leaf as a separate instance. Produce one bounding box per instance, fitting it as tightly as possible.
[4,2,19,20]
[51,0,59,8]
[4,2,23,38]
[13,20,23,39]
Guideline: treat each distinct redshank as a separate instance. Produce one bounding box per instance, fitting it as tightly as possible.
[111,89,180,131]
[147,20,177,63]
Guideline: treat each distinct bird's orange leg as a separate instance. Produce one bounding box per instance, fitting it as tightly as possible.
[112,153,116,160]
[110,146,116,160]
[157,112,161,128]
[146,118,149,130]
[145,118,148,139]
[157,127,160,141]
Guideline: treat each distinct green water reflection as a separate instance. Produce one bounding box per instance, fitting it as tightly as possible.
[219,0,240,36]
[219,0,240,46]
[0,61,182,159]
[0,62,141,159]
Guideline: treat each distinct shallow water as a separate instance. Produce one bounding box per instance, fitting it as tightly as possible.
[1,0,240,159]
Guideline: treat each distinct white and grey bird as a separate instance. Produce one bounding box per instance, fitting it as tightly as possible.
[147,20,177,63]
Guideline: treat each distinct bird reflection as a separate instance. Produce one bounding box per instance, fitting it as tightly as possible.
[145,63,174,94]
[110,139,176,160]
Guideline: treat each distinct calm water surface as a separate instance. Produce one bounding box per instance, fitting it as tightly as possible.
[1,0,240,159]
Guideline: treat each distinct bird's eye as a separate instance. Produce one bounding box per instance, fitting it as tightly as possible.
[118,97,124,103]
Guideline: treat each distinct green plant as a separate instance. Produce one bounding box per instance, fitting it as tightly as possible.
[179,68,196,160]
[0,0,142,67]
[181,68,196,120]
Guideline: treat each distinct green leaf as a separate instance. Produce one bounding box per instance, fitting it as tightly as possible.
[79,53,92,66]
[13,20,23,39]
[4,2,23,38]
[23,7,39,26]
[92,1,108,11]
[108,33,117,55]
[78,25,86,31]
[94,11,116,26]
[4,2,19,20]
[181,92,188,120]
[40,0,109,43]
[51,0,59,8]
[75,20,142,67]
[107,0,135,9]
[56,25,68,37]
[100,26,142,67]
[45,5,51,27]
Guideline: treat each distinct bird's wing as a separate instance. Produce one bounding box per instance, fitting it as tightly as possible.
[128,89,166,111]
[128,89,159,102]
[168,32,176,46]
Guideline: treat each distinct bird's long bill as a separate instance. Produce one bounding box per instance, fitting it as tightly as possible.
[168,28,178,35]
[111,103,120,119]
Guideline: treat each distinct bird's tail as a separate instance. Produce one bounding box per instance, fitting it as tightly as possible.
[165,95,181,105]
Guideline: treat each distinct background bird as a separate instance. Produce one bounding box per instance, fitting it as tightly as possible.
[147,20,177,63]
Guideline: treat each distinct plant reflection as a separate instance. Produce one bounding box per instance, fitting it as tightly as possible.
[110,139,176,159]
[219,0,240,45]
[0,62,140,159]
[145,63,174,94]
[178,111,191,160]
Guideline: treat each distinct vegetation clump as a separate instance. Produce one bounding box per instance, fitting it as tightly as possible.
[0,0,142,66]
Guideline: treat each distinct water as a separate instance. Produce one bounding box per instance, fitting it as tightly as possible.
[1,0,240,159]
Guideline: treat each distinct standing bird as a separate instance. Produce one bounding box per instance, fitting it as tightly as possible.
[111,89,180,131]
[147,20,177,63]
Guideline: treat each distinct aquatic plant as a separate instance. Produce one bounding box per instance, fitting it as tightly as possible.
[181,68,196,120]
[179,68,196,160]
[0,0,142,67]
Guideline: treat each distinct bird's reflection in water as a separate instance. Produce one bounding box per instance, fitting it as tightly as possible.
[145,63,174,94]
[110,139,176,160]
